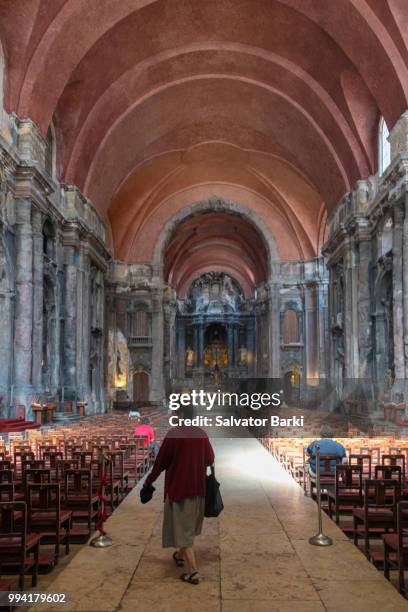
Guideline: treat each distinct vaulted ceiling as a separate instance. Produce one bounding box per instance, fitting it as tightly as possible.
[1,0,407,267]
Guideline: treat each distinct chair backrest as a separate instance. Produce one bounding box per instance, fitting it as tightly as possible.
[38,445,58,459]
[0,461,12,471]
[73,451,93,468]
[23,468,51,488]
[349,453,372,475]
[64,468,92,502]
[364,478,399,511]
[382,454,406,479]
[0,501,27,549]
[375,464,402,488]
[55,459,79,482]
[335,463,363,491]
[43,451,63,469]
[27,483,60,515]
[317,454,342,475]
[0,483,14,502]
[0,470,13,484]
[396,501,408,552]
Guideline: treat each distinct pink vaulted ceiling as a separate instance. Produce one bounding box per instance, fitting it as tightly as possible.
[164,212,269,297]
[1,0,408,262]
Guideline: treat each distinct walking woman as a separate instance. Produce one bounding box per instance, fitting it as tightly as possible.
[143,409,214,585]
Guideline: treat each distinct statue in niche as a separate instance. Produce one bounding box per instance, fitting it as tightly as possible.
[238,347,248,366]
[185,347,194,368]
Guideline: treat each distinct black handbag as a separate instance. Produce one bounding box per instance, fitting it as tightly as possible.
[140,483,155,504]
[204,465,224,517]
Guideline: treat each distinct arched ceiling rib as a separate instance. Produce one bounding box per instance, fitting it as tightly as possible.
[0,0,407,262]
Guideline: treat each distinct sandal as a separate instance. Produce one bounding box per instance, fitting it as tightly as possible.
[180,571,200,585]
[172,551,184,567]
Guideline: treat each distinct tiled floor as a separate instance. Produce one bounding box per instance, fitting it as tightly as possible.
[30,437,408,612]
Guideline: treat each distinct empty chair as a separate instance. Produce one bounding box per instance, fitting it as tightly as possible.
[27,483,71,564]
[383,501,408,593]
[353,479,399,557]
[328,464,363,525]
[0,501,40,589]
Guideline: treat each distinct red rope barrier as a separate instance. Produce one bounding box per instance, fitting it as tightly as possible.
[95,461,109,535]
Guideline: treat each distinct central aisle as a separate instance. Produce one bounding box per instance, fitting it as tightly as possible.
[33,437,408,612]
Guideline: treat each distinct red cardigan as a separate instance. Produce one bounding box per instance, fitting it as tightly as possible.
[145,426,215,502]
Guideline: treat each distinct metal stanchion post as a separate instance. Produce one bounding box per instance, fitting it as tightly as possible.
[90,454,113,548]
[309,444,333,547]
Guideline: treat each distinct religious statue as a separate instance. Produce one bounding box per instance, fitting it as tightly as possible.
[212,364,221,385]
[185,347,194,367]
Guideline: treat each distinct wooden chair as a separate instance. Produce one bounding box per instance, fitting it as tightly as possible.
[349,453,372,478]
[353,479,399,557]
[308,455,341,499]
[328,464,363,524]
[383,501,408,593]
[0,501,40,589]
[382,454,406,482]
[27,483,71,564]
[63,469,98,536]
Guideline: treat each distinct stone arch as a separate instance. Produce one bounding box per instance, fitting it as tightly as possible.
[153,196,279,282]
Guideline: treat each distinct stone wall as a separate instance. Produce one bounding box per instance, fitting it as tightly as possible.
[0,113,110,419]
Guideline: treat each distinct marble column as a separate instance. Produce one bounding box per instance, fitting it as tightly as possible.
[79,253,91,408]
[14,199,33,408]
[63,246,78,400]
[344,241,359,379]
[233,325,239,368]
[227,324,234,373]
[0,232,14,411]
[403,195,408,379]
[317,282,329,379]
[304,283,318,380]
[268,283,280,378]
[393,203,405,381]
[357,237,372,379]
[31,209,43,391]
[197,321,204,368]
[177,321,185,379]
[150,288,164,402]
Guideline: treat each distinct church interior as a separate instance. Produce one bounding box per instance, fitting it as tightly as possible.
[1,1,408,610]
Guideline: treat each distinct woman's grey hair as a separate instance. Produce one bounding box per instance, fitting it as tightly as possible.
[320,425,334,438]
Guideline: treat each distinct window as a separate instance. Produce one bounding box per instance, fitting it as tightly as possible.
[282,309,300,344]
[378,117,391,175]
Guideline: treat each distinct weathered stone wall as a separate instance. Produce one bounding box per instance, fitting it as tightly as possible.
[324,111,408,407]
[0,113,110,418]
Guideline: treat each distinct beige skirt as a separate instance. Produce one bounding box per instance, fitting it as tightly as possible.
[162,496,205,548]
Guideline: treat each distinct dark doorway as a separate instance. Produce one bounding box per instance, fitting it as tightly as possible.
[133,371,149,403]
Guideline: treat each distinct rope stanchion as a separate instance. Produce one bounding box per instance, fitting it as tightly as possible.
[90,454,113,548]
[309,444,333,547]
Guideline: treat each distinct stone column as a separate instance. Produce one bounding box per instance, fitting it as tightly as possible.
[393,203,405,381]
[268,282,280,378]
[403,195,408,379]
[227,324,234,373]
[150,288,164,402]
[177,321,185,379]
[304,283,318,380]
[31,209,43,391]
[356,236,372,379]
[63,246,78,400]
[14,199,33,409]
[233,324,239,368]
[344,240,359,379]
[78,252,91,407]
[197,321,204,368]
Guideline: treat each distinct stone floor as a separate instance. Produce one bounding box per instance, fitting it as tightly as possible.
[30,437,408,612]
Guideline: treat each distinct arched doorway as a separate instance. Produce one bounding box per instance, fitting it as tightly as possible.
[133,370,149,404]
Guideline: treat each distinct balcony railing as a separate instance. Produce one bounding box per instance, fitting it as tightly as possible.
[128,336,152,347]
